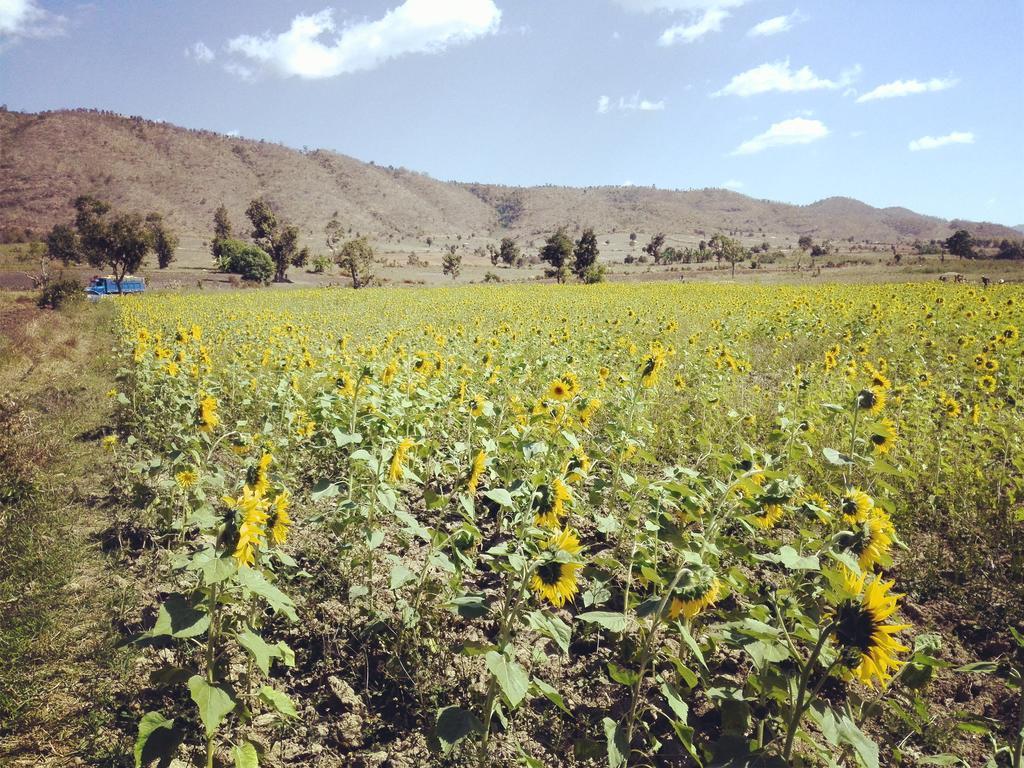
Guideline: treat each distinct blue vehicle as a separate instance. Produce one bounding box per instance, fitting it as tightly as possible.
[86,275,146,298]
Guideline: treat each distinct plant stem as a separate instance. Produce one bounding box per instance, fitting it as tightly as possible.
[782,620,836,762]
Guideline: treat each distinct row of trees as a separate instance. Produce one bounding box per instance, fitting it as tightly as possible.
[45,196,178,289]
[211,202,309,283]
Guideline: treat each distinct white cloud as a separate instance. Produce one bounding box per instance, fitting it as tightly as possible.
[908,131,974,151]
[185,41,215,63]
[598,92,666,113]
[748,9,804,37]
[226,0,501,80]
[613,0,748,10]
[226,129,241,137]
[857,77,958,103]
[722,179,744,189]
[223,62,256,82]
[714,59,857,97]
[732,117,828,155]
[0,0,66,41]
[658,7,729,45]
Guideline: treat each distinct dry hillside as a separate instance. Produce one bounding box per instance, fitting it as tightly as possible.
[1,108,1017,261]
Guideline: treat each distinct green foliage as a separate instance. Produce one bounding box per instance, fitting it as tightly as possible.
[442,245,462,280]
[945,229,975,259]
[336,236,375,288]
[146,213,178,269]
[539,228,573,283]
[37,276,83,309]
[643,233,666,264]
[216,239,273,283]
[573,227,600,279]
[245,198,303,282]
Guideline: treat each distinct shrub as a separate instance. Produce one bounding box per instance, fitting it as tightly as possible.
[36,277,83,309]
[217,239,274,283]
[581,264,606,284]
[310,255,331,274]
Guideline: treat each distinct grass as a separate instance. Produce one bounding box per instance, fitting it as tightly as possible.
[0,294,136,765]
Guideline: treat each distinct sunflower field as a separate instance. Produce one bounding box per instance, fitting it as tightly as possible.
[110,282,1023,768]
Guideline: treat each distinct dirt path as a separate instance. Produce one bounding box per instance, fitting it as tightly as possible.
[0,295,134,766]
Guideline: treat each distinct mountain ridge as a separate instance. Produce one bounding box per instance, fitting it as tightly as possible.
[1,108,1018,254]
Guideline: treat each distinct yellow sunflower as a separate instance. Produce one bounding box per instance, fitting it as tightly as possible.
[196,394,220,433]
[268,490,292,545]
[467,450,487,495]
[533,479,571,528]
[530,528,584,608]
[831,572,910,688]
[835,507,895,571]
[750,503,785,530]
[246,453,273,497]
[175,469,198,490]
[224,486,270,567]
[841,489,874,524]
[388,437,415,483]
[855,386,886,414]
[668,566,721,621]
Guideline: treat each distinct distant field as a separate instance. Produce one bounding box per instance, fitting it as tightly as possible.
[2,240,1021,293]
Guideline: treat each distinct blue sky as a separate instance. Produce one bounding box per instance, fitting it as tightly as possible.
[2,0,1022,225]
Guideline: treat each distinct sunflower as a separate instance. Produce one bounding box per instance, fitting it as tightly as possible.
[835,507,895,571]
[388,437,415,483]
[831,572,910,688]
[268,490,292,545]
[469,394,487,417]
[530,528,584,608]
[668,565,721,621]
[977,375,997,394]
[196,394,220,433]
[750,503,785,530]
[246,453,273,497]
[224,486,270,567]
[796,490,830,522]
[1002,325,1020,344]
[578,397,601,427]
[639,349,666,388]
[841,489,874,524]
[564,448,591,484]
[855,386,886,414]
[869,417,897,454]
[467,450,487,494]
[533,479,571,528]
[175,469,199,490]
[546,379,571,401]
[940,391,962,418]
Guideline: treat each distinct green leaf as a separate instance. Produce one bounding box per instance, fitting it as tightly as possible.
[134,711,176,768]
[836,714,879,768]
[259,685,298,718]
[602,717,628,768]
[577,611,627,633]
[188,676,235,738]
[823,447,854,466]
[389,561,416,590]
[679,622,708,672]
[150,595,209,639]
[435,706,483,754]
[773,545,819,570]
[661,681,689,722]
[526,610,571,655]
[234,568,298,621]
[331,429,361,446]
[447,595,490,619]
[916,756,966,766]
[233,741,259,768]
[237,628,279,676]
[955,661,999,674]
[310,479,339,500]
[485,651,530,709]
[483,488,514,507]
[201,556,237,585]
[533,678,570,714]
[607,662,640,686]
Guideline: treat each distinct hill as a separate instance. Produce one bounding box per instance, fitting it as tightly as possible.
[1,108,1018,265]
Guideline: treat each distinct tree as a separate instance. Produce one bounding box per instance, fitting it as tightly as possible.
[996,239,1024,260]
[798,235,813,251]
[50,196,154,290]
[539,228,573,283]
[217,239,274,282]
[643,233,666,264]
[211,205,233,263]
[336,237,375,288]
[325,217,344,261]
[710,234,747,279]
[146,213,178,269]
[245,198,304,282]
[498,237,520,267]
[486,243,499,266]
[945,229,975,260]
[573,227,600,280]
[442,245,462,280]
